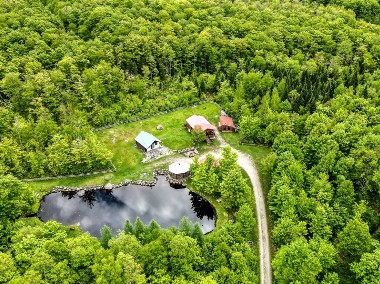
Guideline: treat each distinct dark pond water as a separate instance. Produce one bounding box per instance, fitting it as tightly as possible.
[38,177,216,237]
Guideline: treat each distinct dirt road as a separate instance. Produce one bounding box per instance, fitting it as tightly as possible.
[215,132,272,284]
[154,132,272,283]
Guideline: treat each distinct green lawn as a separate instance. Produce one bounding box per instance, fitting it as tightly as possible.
[28,103,221,195]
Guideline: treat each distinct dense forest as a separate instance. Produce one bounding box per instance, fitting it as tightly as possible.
[307,0,380,24]
[1,148,258,283]
[2,0,380,283]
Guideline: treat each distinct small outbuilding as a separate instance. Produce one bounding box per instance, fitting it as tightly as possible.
[185,115,216,139]
[198,155,220,167]
[219,116,236,132]
[168,162,190,179]
[135,131,161,152]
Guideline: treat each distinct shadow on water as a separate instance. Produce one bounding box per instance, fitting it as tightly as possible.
[38,176,216,237]
[61,191,76,199]
[61,189,125,209]
[189,191,215,220]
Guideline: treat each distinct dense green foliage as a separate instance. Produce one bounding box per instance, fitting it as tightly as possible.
[0,155,259,283]
[243,69,380,283]
[228,1,380,282]
[1,0,379,179]
[0,175,35,249]
[307,0,380,24]
[2,0,380,282]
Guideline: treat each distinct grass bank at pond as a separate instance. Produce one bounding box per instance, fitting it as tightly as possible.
[187,165,258,237]
[28,103,220,195]
[186,180,228,232]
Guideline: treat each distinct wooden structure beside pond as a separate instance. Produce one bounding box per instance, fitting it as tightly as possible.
[168,162,190,179]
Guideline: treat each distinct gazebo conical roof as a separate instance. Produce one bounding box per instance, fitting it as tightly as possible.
[168,162,190,175]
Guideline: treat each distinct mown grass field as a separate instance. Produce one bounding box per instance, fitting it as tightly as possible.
[28,103,220,195]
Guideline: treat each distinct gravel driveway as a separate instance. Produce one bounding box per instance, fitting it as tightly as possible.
[215,131,272,284]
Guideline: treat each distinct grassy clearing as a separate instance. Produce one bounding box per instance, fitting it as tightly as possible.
[28,103,220,195]
[26,103,264,255]
[25,103,263,268]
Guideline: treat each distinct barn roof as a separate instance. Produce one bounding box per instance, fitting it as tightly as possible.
[135,131,160,149]
[186,115,216,131]
[219,116,235,127]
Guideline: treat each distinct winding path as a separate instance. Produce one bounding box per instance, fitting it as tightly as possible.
[214,131,272,284]
[153,132,272,283]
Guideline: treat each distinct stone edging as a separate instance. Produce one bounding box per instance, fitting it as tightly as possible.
[173,147,197,154]
[51,168,189,193]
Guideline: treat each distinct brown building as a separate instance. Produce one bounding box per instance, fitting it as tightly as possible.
[218,116,236,132]
[185,115,216,138]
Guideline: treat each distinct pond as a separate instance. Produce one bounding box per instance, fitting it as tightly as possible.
[37,176,216,237]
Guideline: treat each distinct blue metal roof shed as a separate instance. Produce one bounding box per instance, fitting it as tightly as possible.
[135,131,161,152]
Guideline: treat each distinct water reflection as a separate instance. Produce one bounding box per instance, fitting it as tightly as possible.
[61,190,76,199]
[189,192,215,220]
[38,177,216,237]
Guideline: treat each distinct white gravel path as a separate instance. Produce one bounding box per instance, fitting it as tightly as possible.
[214,131,272,284]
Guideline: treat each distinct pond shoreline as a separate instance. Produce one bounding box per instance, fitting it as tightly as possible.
[51,169,189,193]
[39,174,216,237]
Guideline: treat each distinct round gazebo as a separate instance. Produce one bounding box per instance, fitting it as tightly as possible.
[168,162,190,179]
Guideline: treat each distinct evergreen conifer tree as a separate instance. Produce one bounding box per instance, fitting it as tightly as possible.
[124,219,134,235]
[100,225,113,248]
[134,217,146,240]
[179,217,193,236]
[192,222,204,246]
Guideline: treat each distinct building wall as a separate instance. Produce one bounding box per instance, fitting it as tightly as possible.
[136,141,160,152]
[219,124,235,132]
[150,141,160,150]
[206,129,216,138]
[169,171,190,179]
[186,122,192,132]
[135,141,147,152]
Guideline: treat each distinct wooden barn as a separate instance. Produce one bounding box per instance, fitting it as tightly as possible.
[218,115,236,132]
[185,115,216,139]
[134,131,161,152]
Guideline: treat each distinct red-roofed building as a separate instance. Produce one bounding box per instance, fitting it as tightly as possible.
[186,115,216,139]
[219,116,236,132]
